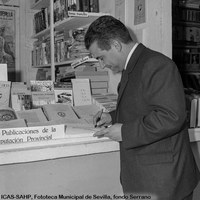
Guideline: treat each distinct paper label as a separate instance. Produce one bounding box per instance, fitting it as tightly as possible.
[0,124,65,145]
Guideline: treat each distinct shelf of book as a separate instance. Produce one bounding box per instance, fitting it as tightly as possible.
[172,1,200,89]
[32,27,50,39]
[30,0,106,81]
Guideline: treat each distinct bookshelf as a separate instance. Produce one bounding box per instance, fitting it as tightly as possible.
[30,0,106,82]
[172,0,200,90]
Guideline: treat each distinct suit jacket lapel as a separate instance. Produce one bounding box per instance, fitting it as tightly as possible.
[116,44,146,112]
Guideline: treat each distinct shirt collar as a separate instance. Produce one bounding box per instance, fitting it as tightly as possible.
[124,43,139,70]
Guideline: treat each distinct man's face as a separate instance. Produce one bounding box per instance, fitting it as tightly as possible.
[89,41,122,74]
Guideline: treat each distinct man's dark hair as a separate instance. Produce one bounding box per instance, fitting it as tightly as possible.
[85,15,133,50]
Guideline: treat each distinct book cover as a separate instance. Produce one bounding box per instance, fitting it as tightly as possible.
[0,64,8,81]
[54,82,73,105]
[72,78,92,106]
[30,80,55,108]
[11,93,32,111]
[72,104,100,124]
[54,88,73,105]
[11,82,32,111]
[16,108,48,124]
[42,103,79,121]
[0,118,27,129]
[30,80,54,92]
[0,81,11,107]
[0,106,17,121]
[27,118,89,128]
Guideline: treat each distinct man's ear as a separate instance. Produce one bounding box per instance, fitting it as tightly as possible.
[111,39,122,52]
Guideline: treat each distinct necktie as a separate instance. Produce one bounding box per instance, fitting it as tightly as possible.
[117,70,125,93]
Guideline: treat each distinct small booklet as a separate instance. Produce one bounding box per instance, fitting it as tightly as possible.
[0,81,11,107]
[71,79,92,106]
[42,104,79,121]
[0,106,17,121]
[11,82,32,111]
[72,104,100,124]
[16,108,48,124]
[30,80,55,108]
[0,118,27,129]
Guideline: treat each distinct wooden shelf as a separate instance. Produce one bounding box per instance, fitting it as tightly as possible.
[55,12,106,32]
[31,0,106,81]
[178,5,200,11]
[32,12,107,39]
[32,58,98,68]
[183,72,200,75]
[173,43,200,48]
[173,20,200,28]
[32,60,72,68]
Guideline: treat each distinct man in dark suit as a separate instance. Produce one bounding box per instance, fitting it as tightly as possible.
[84,15,200,200]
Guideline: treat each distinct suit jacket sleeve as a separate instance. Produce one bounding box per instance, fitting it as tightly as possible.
[121,56,187,149]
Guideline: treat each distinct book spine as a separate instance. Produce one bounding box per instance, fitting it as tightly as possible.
[190,98,198,128]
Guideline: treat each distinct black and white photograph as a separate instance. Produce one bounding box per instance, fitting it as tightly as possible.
[0,0,200,200]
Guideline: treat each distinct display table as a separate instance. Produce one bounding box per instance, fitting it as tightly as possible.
[0,130,200,196]
[0,137,119,165]
[0,137,123,195]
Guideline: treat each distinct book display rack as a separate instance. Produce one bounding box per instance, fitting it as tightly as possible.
[31,0,106,82]
[172,0,200,90]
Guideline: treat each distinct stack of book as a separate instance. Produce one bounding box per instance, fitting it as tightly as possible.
[69,28,90,59]
[92,93,118,112]
[32,27,90,66]
[75,70,109,94]
[32,36,51,66]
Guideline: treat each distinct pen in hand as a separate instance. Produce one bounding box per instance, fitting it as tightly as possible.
[94,109,103,128]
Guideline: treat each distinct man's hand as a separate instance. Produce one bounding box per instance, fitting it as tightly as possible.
[93,111,112,127]
[93,123,122,142]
